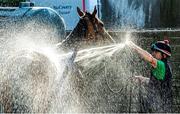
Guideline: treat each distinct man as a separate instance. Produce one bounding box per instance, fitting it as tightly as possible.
[128,40,173,112]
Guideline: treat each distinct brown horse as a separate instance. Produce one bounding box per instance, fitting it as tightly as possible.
[57,6,115,51]
[0,7,115,113]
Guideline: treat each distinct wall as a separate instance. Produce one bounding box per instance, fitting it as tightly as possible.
[101,0,180,29]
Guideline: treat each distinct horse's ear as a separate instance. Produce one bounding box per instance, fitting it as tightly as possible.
[77,7,84,17]
[92,6,97,17]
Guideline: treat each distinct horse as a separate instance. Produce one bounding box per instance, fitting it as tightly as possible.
[0,6,116,113]
[0,48,84,113]
[57,6,115,51]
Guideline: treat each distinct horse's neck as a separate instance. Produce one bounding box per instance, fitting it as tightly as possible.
[67,23,84,41]
[61,20,115,51]
[62,22,85,50]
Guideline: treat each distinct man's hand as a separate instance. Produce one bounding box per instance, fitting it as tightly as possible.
[126,40,137,49]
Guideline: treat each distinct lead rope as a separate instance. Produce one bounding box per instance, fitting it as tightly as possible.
[104,62,124,94]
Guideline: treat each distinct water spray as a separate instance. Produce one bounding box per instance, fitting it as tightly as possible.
[124,32,131,45]
[0,20,141,113]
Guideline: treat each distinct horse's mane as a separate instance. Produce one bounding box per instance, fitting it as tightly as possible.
[58,7,115,51]
[66,18,87,42]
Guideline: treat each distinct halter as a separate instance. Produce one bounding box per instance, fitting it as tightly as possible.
[78,18,88,38]
[79,13,100,39]
[86,13,99,34]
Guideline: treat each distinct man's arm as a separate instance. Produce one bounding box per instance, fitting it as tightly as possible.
[128,41,157,68]
[128,41,165,80]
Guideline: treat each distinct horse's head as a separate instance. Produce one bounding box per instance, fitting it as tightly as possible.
[77,6,105,40]
[76,6,115,43]
[60,6,115,50]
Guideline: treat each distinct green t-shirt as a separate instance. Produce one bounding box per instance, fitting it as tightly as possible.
[152,60,165,80]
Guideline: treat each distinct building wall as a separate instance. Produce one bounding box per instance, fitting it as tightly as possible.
[101,0,180,29]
